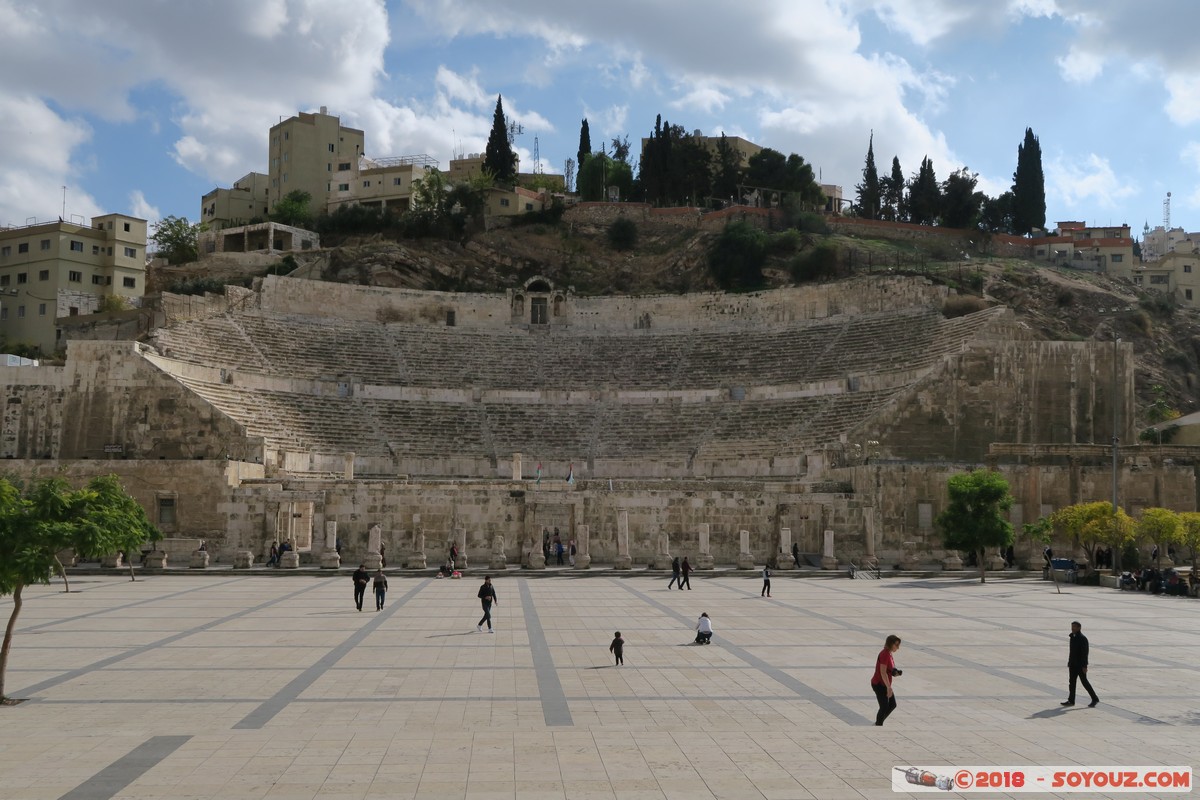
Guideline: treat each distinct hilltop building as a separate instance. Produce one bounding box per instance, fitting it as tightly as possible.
[200,172,270,232]
[1029,221,1134,272]
[0,214,146,354]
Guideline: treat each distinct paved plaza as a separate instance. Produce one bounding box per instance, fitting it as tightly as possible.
[0,572,1196,799]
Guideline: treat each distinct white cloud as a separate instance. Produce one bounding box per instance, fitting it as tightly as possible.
[670,85,730,115]
[1056,46,1104,83]
[129,190,160,224]
[1046,153,1134,210]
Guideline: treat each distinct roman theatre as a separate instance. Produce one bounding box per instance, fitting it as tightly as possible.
[3,274,1191,569]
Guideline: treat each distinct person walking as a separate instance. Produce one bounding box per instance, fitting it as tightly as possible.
[555,536,564,565]
[1062,621,1100,707]
[871,634,902,726]
[266,541,279,568]
[476,575,498,633]
[373,569,388,611]
[680,556,692,590]
[352,564,370,612]
[791,541,801,568]
[761,565,772,597]
[609,631,624,666]
[569,539,577,567]
[449,543,458,569]
[668,556,682,589]
[695,612,713,644]
[379,543,387,569]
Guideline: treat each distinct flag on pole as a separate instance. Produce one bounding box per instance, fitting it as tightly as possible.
[566,463,575,485]
[535,462,542,484]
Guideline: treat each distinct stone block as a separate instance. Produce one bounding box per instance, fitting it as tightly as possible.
[143,551,167,570]
[694,553,714,570]
[941,554,963,571]
[737,553,755,570]
[281,552,301,569]
[189,551,210,569]
[320,552,341,569]
[613,554,632,570]
[574,553,591,569]
[489,554,508,571]
[102,552,124,569]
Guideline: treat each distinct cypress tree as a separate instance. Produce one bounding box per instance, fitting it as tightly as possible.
[855,133,881,219]
[483,94,517,184]
[1012,127,1046,235]
[887,156,905,221]
[577,119,591,171]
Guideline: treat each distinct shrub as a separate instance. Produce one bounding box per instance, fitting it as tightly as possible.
[95,295,130,314]
[1139,293,1176,317]
[942,295,989,318]
[167,277,226,296]
[790,242,839,282]
[766,229,802,255]
[510,199,566,227]
[793,212,829,234]
[607,217,638,251]
[708,221,767,290]
[1056,289,1074,307]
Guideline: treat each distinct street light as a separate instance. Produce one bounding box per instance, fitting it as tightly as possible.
[1111,336,1121,572]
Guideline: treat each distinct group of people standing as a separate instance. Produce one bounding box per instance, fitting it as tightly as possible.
[667,556,692,589]
[541,528,577,566]
[351,564,389,611]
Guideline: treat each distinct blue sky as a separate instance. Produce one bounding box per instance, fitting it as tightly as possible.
[3,1,1199,239]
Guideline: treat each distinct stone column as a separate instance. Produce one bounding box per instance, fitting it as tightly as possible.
[233,550,254,568]
[344,452,355,480]
[512,452,522,481]
[775,527,794,570]
[102,552,124,569]
[409,516,427,569]
[575,524,591,569]
[362,524,383,570]
[942,552,964,570]
[900,540,919,571]
[614,510,632,570]
[695,523,714,569]
[143,551,168,570]
[821,530,838,570]
[280,544,300,569]
[522,530,545,569]
[489,533,508,570]
[864,508,877,561]
[189,550,210,569]
[321,521,341,568]
[736,530,754,569]
[454,526,468,570]
[651,529,673,570]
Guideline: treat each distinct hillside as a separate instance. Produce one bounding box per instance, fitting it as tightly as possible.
[151,217,1200,431]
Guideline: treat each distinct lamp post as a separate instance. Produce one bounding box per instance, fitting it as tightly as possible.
[1111,336,1121,572]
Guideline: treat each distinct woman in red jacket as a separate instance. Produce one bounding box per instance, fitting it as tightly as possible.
[871,634,902,726]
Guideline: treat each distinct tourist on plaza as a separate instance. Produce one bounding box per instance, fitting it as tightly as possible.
[609,631,624,665]
[449,542,458,569]
[694,612,713,644]
[266,541,279,568]
[373,569,388,610]
[569,539,576,567]
[352,564,370,611]
[680,556,692,589]
[792,541,801,568]
[1062,621,1099,707]
[668,556,682,589]
[554,535,564,565]
[379,543,386,568]
[871,634,902,726]
[761,565,772,597]
[476,575,498,633]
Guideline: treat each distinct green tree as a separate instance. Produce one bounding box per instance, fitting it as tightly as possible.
[1137,507,1182,567]
[940,168,982,229]
[1178,512,1200,571]
[483,95,517,185]
[607,217,638,250]
[270,190,314,228]
[708,220,767,290]
[936,469,1014,583]
[882,156,905,221]
[855,133,881,219]
[577,152,633,202]
[1011,127,1046,235]
[1,475,160,701]
[150,215,202,265]
[980,191,1015,233]
[745,148,823,210]
[609,135,631,165]
[907,157,941,226]
[1050,501,1134,572]
[577,119,592,173]
[712,133,743,203]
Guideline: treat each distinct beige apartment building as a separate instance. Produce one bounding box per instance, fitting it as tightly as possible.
[268,107,365,217]
[1029,221,1134,272]
[200,172,270,231]
[0,214,146,354]
[328,155,437,214]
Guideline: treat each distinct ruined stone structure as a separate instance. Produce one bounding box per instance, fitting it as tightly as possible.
[2,274,1193,568]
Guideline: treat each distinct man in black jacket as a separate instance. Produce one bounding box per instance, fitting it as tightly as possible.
[352,564,370,612]
[1062,621,1099,707]
[476,576,498,633]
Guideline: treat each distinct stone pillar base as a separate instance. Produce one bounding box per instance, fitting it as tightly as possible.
[143,551,167,570]
[406,553,427,569]
[821,555,839,570]
[523,551,545,569]
[988,556,1008,571]
[942,555,964,571]
[695,554,715,570]
[900,555,919,571]
[233,550,254,569]
[575,554,591,569]
[360,553,381,571]
[774,553,796,570]
[736,554,755,570]
[650,555,673,570]
[489,555,508,571]
[457,554,469,570]
[102,553,124,569]
[320,552,342,569]
[281,552,301,569]
[57,550,77,567]
[189,551,210,569]
[614,555,633,570]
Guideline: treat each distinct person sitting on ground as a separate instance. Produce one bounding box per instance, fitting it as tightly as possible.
[1119,571,1136,591]
[695,612,713,644]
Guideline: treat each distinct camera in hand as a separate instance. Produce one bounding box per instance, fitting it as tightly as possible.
[890,668,903,676]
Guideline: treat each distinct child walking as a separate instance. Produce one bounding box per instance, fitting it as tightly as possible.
[609,631,625,666]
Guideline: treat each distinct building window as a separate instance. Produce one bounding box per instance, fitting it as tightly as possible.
[338,183,349,191]
[1110,254,1123,263]
[123,277,136,288]
[1187,289,1194,300]
[69,271,82,282]
[124,247,137,258]
[1036,248,1046,256]
[328,143,335,152]
[0,276,7,286]
[17,273,26,284]
[393,177,402,186]
[338,162,351,171]
[1186,264,1193,273]
[157,496,176,525]
[38,270,47,280]
[327,163,332,172]
[0,308,5,320]
[363,180,370,188]
[92,246,100,255]
[500,198,510,207]
[38,303,45,316]
[525,203,533,211]
[40,239,50,250]
[0,246,9,257]
[123,222,130,232]
[70,240,83,252]
[92,275,105,285]
[1151,275,1169,284]
[16,306,24,318]
[17,243,28,254]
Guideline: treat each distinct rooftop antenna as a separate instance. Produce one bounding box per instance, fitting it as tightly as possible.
[506,120,523,146]
[61,185,66,219]
[1164,191,1172,229]
[533,135,541,174]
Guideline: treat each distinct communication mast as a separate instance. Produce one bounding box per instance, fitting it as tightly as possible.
[1164,191,1172,229]
[533,135,541,174]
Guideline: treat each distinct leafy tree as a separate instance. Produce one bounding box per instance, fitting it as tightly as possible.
[745,148,823,210]
[936,469,1014,583]
[483,95,518,185]
[95,295,130,314]
[577,119,592,173]
[708,220,767,290]
[607,217,638,250]
[1137,507,1182,567]
[609,135,631,165]
[1,475,160,701]
[577,152,633,202]
[1178,512,1200,570]
[790,242,839,282]
[563,158,576,194]
[270,190,314,228]
[1011,127,1046,235]
[907,157,941,226]
[855,133,881,219]
[712,133,743,202]
[882,156,905,221]
[150,215,201,265]
[1022,517,1053,567]
[940,168,982,229]
[980,191,1015,233]
[1050,501,1134,572]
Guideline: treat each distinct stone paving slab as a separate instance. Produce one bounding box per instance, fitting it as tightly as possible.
[0,574,1196,799]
